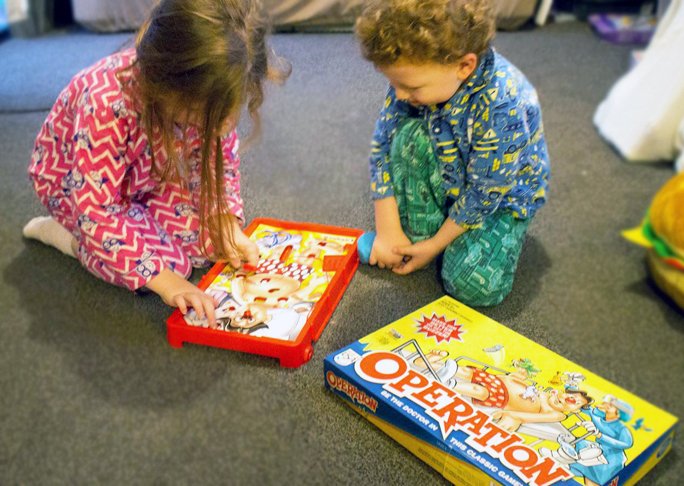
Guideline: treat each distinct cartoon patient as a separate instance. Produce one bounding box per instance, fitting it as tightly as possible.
[446,364,593,432]
[294,236,347,266]
[225,258,326,340]
[185,260,323,341]
[411,348,460,383]
[185,230,346,340]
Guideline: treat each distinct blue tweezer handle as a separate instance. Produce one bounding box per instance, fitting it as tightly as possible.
[357,231,376,264]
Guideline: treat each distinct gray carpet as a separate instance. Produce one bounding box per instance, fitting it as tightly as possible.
[1,24,681,485]
[0,31,132,112]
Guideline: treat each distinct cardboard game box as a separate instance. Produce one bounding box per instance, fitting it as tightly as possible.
[324,296,677,485]
[167,218,362,367]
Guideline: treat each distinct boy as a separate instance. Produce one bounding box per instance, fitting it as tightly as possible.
[356,0,550,306]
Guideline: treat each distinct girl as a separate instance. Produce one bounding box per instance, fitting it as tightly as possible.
[23,0,289,327]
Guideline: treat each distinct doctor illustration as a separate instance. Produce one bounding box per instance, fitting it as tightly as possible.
[569,394,635,485]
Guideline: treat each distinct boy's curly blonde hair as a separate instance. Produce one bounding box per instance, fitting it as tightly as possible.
[355,0,496,66]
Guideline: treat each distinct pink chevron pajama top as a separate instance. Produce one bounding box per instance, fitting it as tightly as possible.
[28,49,244,291]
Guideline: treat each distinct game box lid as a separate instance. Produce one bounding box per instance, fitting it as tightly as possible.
[324,296,678,485]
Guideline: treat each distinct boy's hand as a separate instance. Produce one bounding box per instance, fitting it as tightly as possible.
[370,229,411,269]
[146,269,219,328]
[393,218,467,274]
[392,238,441,275]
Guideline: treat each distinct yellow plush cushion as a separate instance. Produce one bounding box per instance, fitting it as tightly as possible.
[647,250,684,310]
[650,172,684,260]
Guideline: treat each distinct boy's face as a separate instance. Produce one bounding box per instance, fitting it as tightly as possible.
[378,54,477,106]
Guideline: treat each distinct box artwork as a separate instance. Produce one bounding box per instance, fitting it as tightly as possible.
[324,296,677,485]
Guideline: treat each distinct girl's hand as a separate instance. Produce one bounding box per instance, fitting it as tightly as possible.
[170,287,220,328]
[369,229,411,269]
[391,238,441,275]
[146,269,219,328]
[223,222,259,270]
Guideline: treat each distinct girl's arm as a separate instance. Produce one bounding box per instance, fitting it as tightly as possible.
[216,213,259,269]
[68,91,173,292]
[221,131,258,267]
[219,130,245,224]
[146,268,219,328]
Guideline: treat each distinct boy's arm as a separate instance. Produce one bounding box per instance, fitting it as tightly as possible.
[368,88,401,200]
[371,197,412,268]
[429,218,466,253]
[448,88,546,230]
[374,196,403,236]
[367,87,413,268]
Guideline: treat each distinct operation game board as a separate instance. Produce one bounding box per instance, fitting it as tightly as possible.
[167,218,362,367]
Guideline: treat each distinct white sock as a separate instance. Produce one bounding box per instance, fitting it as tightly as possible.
[22,216,76,258]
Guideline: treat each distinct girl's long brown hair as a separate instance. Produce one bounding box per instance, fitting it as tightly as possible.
[125,0,289,261]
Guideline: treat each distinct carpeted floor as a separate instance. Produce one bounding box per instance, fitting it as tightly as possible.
[1,22,681,485]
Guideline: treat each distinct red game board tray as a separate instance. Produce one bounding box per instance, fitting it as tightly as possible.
[166,218,363,367]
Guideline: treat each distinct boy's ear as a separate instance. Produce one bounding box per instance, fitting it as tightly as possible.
[457,53,478,80]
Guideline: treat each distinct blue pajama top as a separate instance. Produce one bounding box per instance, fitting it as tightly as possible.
[369,47,550,229]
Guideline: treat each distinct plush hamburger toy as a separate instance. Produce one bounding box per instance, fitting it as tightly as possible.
[623,172,684,309]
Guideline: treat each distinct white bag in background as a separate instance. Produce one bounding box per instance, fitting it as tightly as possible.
[594,0,684,165]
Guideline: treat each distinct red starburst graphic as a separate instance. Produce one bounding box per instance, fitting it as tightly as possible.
[416,314,464,343]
